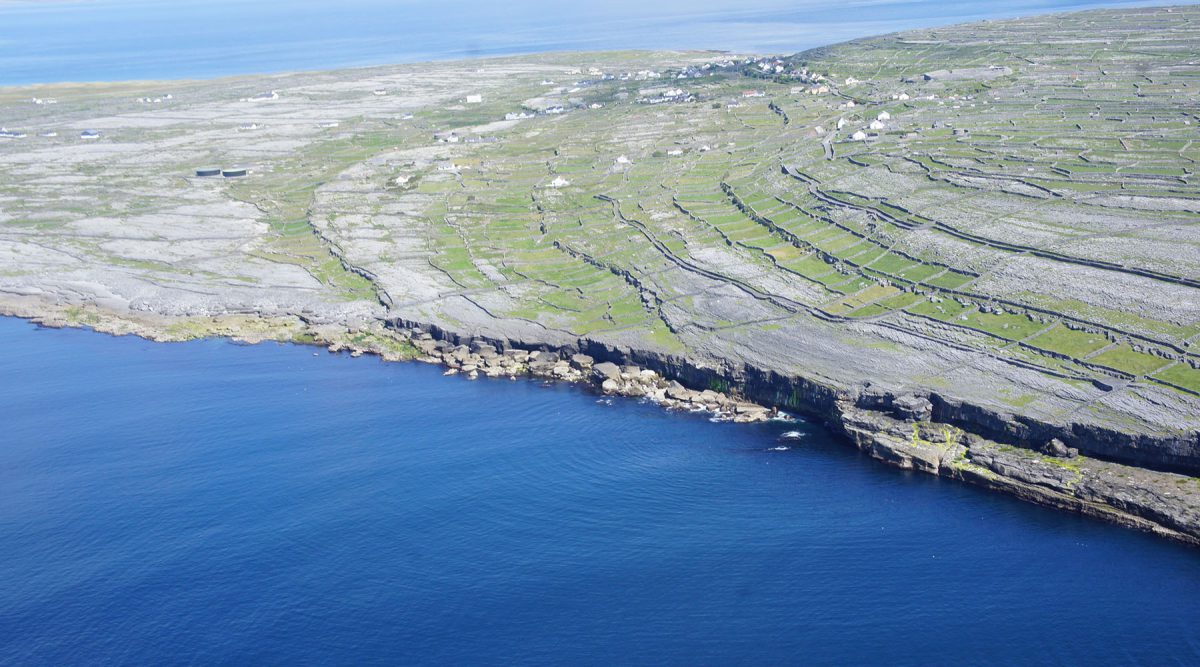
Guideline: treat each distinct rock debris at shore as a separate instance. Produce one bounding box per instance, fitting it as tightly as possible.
[409,333,781,423]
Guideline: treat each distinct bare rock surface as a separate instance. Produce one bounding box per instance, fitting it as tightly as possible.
[3,8,1200,543]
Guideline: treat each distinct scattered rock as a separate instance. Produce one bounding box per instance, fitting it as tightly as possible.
[1042,438,1077,458]
[893,394,933,422]
[665,381,693,401]
[593,361,622,381]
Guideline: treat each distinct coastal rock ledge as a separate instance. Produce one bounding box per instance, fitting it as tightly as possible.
[395,318,1200,547]
[4,298,1199,548]
[411,333,782,423]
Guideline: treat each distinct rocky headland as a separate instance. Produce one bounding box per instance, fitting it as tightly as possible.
[8,293,1199,547]
[3,7,1200,546]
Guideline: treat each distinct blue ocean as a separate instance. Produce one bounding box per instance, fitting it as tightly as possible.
[4,0,1200,663]
[1,317,1199,665]
[0,0,1185,85]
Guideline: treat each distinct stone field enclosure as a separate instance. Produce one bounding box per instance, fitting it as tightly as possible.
[3,6,1200,534]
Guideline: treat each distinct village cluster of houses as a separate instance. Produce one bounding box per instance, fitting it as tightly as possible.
[136,94,174,104]
[1,127,74,139]
[742,57,830,86]
[637,87,692,105]
[501,98,601,122]
[243,90,279,102]
[793,84,831,95]
[433,131,499,145]
[849,110,893,141]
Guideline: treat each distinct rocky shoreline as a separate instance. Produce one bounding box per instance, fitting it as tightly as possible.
[408,333,783,423]
[396,319,1200,547]
[4,297,1199,548]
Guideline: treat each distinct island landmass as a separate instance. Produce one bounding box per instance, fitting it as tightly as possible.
[3,6,1199,543]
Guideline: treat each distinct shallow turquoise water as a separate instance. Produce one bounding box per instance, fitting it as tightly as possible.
[1,317,1198,665]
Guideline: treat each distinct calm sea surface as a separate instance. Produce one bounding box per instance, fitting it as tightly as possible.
[0,0,1188,85]
[3,2,1200,662]
[1,317,1198,665]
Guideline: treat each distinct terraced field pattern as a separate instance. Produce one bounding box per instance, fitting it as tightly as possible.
[2,5,1199,449]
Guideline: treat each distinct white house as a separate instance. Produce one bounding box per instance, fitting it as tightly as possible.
[877,111,891,121]
[615,155,631,165]
[465,94,483,104]
[837,117,848,129]
[550,176,570,188]
[851,130,868,141]
[869,119,885,130]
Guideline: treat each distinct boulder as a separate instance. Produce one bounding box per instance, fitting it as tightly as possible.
[892,394,933,422]
[473,342,497,358]
[414,339,439,355]
[665,381,695,401]
[503,349,529,362]
[1042,438,1076,458]
[593,361,622,381]
[601,379,619,393]
[570,353,595,369]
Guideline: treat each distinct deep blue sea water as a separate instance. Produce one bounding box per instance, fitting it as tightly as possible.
[1,316,1199,665]
[4,2,1200,662]
[0,0,1191,85]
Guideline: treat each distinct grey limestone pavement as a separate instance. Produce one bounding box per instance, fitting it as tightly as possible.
[3,7,1200,543]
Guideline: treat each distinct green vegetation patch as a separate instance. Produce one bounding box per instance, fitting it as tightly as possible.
[1027,325,1110,358]
[1090,345,1172,376]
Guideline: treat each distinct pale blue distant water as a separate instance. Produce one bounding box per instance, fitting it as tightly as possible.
[1,316,1199,665]
[0,0,1191,85]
